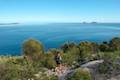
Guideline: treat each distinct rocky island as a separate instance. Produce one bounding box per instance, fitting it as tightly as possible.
[0,22,19,25]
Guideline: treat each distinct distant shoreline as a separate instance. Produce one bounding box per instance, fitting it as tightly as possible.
[0,23,19,25]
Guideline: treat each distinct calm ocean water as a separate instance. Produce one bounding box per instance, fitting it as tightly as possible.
[0,23,120,55]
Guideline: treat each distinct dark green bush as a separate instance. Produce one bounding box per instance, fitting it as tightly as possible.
[109,37,120,51]
[61,42,78,53]
[99,42,109,52]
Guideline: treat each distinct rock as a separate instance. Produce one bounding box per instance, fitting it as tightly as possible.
[107,75,120,80]
[56,60,104,80]
[81,60,104,68]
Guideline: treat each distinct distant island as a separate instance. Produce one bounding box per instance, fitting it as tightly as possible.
[91,22,98,24]
[0,22,19,25]
[82,21,98,24]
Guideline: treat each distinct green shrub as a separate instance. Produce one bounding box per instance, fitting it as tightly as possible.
[35,73,57,80]
[98,51,120,74]
[109,37,120,51]
[61,42,78,53]
[9,56,28,65]
[22,39,44,61]
[79,42,99,63]
[49,74,58,80]
[0,63,19,80]
[62,53,75,66]
[98,62,110,74]
[99,42,109,52]
[67,68,92,80]
[43,52,56,69]
[0,62,36,80]
[79,42,99,54]
[61,46,80,66]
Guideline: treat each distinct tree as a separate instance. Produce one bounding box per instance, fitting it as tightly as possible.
[109,37,120,51]
[22,39,44,61]
[99,42,109,52]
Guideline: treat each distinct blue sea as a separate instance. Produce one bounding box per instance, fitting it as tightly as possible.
[0,23,120,55]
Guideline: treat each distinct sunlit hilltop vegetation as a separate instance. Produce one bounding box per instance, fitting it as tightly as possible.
[0,37,120,80]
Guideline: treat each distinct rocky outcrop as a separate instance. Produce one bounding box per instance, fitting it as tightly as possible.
[34,60,120,80]
[58,60,104,80]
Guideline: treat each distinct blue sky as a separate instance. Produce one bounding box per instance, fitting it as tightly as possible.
[0,0,120,23]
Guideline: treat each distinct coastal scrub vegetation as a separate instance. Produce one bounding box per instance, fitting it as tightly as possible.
[67,68,92,80]
[0,37,120,80]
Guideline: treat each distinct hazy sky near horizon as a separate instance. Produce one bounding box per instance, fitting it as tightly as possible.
[0,0,120,23]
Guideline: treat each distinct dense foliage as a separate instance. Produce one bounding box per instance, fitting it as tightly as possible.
[98,51,120,75]
[22,39,44,61]
[67,68,92,80]
[0,37,120,80]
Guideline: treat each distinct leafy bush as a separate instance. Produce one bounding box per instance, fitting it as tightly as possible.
[99,37,120,51]
[79,42,99,54]
[98,51,120,75]
[0,62,36,80]
[67,68,92,80]
[49,75,58,80]
[35,73,57,80]
[22,39,44,61]
[79,42,99,63]
[61,46,80,66]
[61,42,82,66]
[61,42,78,53]
[43,52,56,69]
[109,37,120,51]
[99,42,109,52]
[1,37,120,80]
